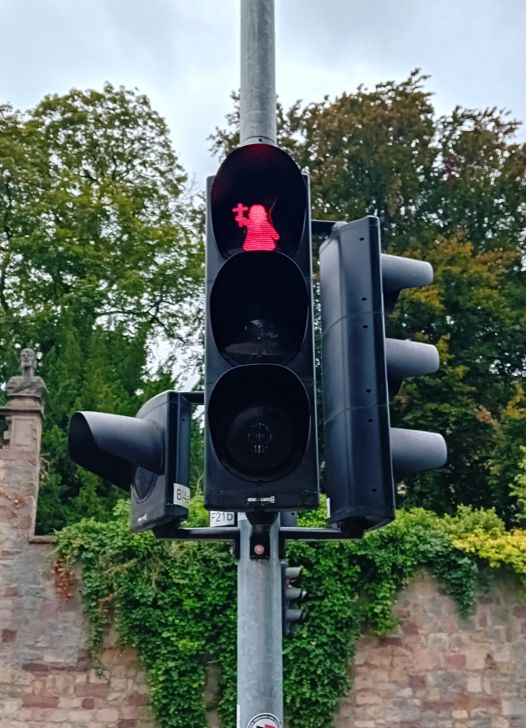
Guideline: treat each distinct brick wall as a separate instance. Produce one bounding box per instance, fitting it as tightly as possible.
[1,397,526,728]
[0,399,153,728]
[339,573,526,728]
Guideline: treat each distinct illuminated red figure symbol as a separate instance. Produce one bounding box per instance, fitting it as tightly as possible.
[232,202,280,252]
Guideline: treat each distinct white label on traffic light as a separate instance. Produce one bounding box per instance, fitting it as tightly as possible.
[173,483,190,509]
[210,511,236,527]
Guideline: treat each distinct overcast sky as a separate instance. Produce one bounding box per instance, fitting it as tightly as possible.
[2,0,525,184]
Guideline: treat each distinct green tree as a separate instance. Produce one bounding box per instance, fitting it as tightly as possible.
[0,85,204,530]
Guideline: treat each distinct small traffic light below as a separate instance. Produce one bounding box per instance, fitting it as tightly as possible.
[320,216,446,537]
[282,563,307,635]
[68,391,192,532]
[204,143,319,516]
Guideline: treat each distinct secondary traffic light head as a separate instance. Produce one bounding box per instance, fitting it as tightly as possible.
[282,563,307,635]
[320,216,446,537]
[204,143,319,515]
[68,391,192,531]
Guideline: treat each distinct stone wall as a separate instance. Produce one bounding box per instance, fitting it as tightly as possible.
[339,573,526,728]
[0,399,152,728]
[1,397,526,728]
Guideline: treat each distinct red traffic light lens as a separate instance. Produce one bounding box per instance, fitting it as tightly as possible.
[232,202,279,251]
[211,143,306,257]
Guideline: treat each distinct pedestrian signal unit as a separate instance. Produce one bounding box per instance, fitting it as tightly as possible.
[204,143,319,515]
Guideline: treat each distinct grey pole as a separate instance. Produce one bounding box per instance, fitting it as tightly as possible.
[237,515,283,726]
[240,0,277,146]
[237,2,283,725]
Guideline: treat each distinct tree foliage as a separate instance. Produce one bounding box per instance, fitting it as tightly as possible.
[2,73,525,527]
[213,71,526,520]
[0,85,203,530]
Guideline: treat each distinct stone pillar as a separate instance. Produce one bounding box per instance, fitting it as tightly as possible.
[0,356,157,727]
[0,396,44,536]
[0,348,46,538]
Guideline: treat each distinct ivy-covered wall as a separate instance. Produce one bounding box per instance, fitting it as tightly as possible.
[338,572,526,727]
[2,398,526,728]
[0,400,155,727]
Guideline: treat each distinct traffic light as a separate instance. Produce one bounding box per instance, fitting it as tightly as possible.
[68,391,192,531]
[204,143,319,515]
[282,563,307,635]
[319,216,446,537]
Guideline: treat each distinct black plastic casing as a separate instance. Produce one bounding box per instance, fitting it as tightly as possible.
[204,144,319,513]
[131,391,192,532]
[320,216,447,537]
[319,217,395,535]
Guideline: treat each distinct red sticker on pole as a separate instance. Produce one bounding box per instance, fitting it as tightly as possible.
[233,202,280,252]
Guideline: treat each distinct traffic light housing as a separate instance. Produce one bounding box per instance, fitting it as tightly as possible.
[319,216,446,536]
[282,563,307,635]
[204,143,319,515]
[68,391,192,531]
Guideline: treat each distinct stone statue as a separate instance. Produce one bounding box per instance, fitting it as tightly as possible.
[6,348,47,399]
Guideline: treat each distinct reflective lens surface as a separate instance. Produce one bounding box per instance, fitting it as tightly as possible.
[208,365,310,481]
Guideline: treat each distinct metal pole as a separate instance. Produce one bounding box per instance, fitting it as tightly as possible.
[238,4,282,722]
[237,516,283,727]
[240,0,277,145]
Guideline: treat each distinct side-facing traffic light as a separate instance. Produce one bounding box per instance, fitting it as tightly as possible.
[204,143,319,515]
[68,391,192,531]
[319,216,446,536]
[282,563,307,635]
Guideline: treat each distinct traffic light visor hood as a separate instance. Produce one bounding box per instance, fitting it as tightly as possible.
[211,143,306,257]
[68,411,163,490]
